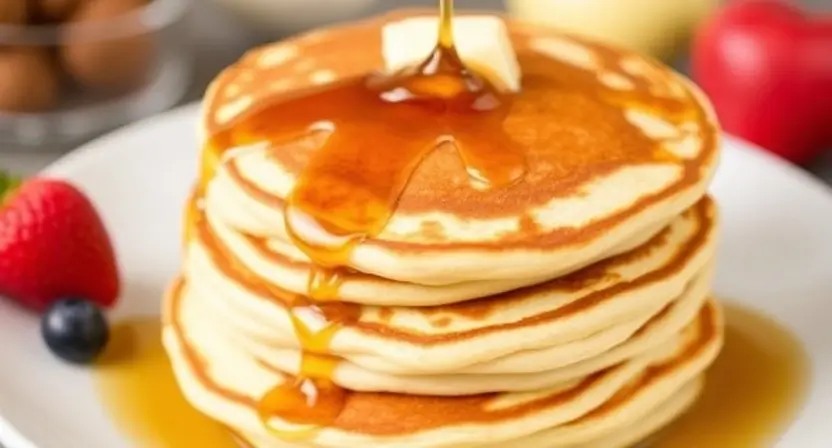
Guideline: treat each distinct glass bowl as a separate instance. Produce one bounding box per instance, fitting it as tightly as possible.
[0,0,192,148]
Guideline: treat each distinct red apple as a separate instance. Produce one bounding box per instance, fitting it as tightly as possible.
[692,0,832,164]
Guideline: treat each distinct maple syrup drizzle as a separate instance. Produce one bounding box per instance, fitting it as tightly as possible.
[281,0,524,301]
[198,202,359,435]
[255,310,348,436]
[203,0,530,435]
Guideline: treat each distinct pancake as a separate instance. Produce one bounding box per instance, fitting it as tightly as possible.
[166,8,726,448]
[234,379,703,448]
[185,196,716,376]
[199,9,721,286]
[204,155,672,306]
[497,378,705,448]
[176,263,711,396]
[164,278,723,448]
[226,266,711,396]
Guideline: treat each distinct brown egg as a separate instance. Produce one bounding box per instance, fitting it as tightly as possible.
[60,0,153,93]
[0,0,29,24]
[33,0,82,22]
[0,48,60,112]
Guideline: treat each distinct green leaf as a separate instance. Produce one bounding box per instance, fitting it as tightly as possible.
[0,171,22,205]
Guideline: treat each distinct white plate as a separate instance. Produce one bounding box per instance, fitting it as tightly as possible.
[0,103,830,448]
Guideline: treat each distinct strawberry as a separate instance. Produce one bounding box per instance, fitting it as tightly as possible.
[0,172,119,312]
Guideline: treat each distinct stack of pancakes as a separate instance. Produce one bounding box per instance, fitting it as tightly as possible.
[164,10,724,448]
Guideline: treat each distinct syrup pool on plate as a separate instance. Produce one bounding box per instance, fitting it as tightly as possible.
[94,318,241,447]
[653,301,810,447]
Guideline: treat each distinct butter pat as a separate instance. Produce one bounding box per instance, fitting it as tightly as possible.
[382,16,522,93]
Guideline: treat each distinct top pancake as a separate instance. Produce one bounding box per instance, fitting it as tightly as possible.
[200,9,720,285]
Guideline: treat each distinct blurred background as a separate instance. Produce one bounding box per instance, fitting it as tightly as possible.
[1,0,830,177]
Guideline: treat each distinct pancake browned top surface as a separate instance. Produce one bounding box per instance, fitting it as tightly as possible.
[200,10,719,261]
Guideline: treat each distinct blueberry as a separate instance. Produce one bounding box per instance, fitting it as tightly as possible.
[41,299,109,364]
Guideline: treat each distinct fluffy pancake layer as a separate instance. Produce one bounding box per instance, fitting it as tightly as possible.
[164,278,722,447]
[167,192,721,446]
[186,194,716,391]
[199,9,720,287]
